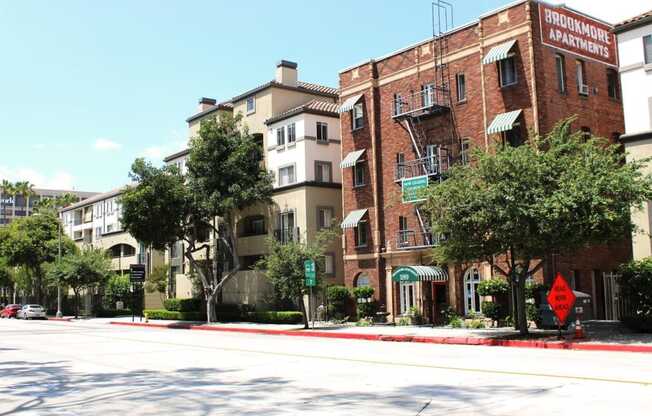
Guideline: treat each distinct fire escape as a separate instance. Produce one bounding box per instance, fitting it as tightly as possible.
[393,0,456,251]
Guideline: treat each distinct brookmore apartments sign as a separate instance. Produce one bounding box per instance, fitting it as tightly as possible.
[539,3,617,67]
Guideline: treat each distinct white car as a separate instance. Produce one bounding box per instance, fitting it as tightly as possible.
[18,304,47,320]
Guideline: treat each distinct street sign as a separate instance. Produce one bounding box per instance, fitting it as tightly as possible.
[129,264,146,283]
[402,175,428,203]
[546,272,576,326]
[304,259,316,287]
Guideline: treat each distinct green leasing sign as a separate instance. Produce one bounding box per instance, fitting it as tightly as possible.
[402,175,428,203]
[304,259,316,287]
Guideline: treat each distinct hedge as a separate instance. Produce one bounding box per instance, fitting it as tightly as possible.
[163,298,202,312]
[95,309,133,318]
[246,311,303,324]
[144,309,303,324]
[145,309,206,321]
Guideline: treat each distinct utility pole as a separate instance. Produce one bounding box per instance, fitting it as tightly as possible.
[56,220,63,318]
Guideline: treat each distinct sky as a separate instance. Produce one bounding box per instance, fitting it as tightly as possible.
[0,0,649,192]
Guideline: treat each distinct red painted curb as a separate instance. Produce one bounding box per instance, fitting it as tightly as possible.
[108,321,652,353]
[45,317,73,322]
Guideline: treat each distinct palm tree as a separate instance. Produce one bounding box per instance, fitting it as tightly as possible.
[14,181,36,216]
[0,180,15,227]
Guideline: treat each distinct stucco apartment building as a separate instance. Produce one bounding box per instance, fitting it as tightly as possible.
[165,61,343,307]
[616,10,652,260]
[60,189,165,309]
[0,188,97,226]
[338,0,628,323]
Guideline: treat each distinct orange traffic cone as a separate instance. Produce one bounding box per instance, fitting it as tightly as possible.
[574,319,585,339]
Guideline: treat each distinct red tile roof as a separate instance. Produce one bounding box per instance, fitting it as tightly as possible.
[265,99,340,125]
[614,10,652,32]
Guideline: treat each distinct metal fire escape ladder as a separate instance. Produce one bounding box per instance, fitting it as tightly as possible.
[403,118,423,160]
[415,206,432,246]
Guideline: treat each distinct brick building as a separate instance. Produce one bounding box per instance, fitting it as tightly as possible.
[338,0,629,323]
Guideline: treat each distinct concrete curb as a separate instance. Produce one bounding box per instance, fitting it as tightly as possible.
[109,321,652,353]
[46,317,74,322]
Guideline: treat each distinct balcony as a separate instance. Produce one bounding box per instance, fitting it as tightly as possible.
[392,87,450,118]
[395,156,449,182]
[273,227,300,244]
[396,230,442,250]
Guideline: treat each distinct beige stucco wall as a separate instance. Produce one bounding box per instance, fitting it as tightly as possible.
[625,138,652,260]
[188,108,232,138]
[222,270,273,307]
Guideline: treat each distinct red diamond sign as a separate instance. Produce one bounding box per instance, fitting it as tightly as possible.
[547,272,576,326]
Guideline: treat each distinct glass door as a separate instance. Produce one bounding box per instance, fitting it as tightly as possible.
[400,282,416,314]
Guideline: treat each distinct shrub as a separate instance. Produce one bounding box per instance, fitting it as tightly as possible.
[164,298,202,312]
[247,311,303,324]
[621,316,652,333]
[467,318,485,329]
[352,286,374,300]
[477,278,509,297]
[103,275,131,308]
[144,309,205,321]
[326,285,351,319]
[352,286,377,319]
[481,301,507,323]
[95,309,132,318]
[439,304,459,325]
[449,317,464,328]
[357,301,379,320]
[525,281,548,302]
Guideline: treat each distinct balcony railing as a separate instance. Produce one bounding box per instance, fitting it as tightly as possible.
[273,227,300,244]
[393,87,450,118]
[396,230,442,250]
[395,156,449,181]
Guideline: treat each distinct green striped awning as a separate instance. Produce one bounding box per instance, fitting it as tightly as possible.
[392,266,448,282]
[338,94,363,113]
[341,208,367,229]
[482,39,517,64]
[487,109,522,135]
[340,149,365,169]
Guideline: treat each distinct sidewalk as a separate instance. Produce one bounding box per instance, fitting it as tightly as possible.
[101,317,652,353]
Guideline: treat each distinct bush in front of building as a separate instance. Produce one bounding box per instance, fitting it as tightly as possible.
[163,298,202,312]
[144,309,303,324]
[618,259,652,333]
[246,311,303,324]
[145,309,206,321]
[481,301,507,326]
[95,309,132,318]
[352,286,378,319]
[326,285,351,320]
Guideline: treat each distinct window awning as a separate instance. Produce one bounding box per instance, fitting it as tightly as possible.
[338,94,363,113]
[340,149,366,169]
[392,266,448,282]
[341,208,367,229]
[487,109,522,135]
[482,39,517,64]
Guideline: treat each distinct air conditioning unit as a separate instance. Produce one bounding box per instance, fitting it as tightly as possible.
[579,84,589,96]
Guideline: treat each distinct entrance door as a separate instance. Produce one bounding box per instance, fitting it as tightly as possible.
[603,272,620,320]
[400,282,416,314]
[464,267,482,315]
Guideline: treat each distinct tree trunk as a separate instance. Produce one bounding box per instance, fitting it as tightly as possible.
[74,289,80,319]
[298,295,309,329]
[206,297,214,323]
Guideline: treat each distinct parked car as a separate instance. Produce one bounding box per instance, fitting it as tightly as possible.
[0,304,22,319]
[17,304,47,320]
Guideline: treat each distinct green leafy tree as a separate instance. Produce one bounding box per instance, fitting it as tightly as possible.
[423,118,652,334]
[257,229,338,328]
[0,213,77,304]
[0,256,13,304]
[145,264,169,303]
[34,192,79,215]
[120,112,273,322]
[103,274,131,309]
[46,248,113,317]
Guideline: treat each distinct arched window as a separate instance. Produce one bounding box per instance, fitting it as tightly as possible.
[355,273,370,287]
[463,267,482,315]
[108,244,136,258]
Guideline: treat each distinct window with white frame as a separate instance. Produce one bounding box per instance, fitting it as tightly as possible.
[287,123,296,144]
[576,60,588,95]
[460,138,471,165]
[555,54,566,94]
[354,221,368,247]
[246,96,255,113]
[276,126,285,146]
[95,227,102,240]
[278,165,295,186]
[352,102,364,130]
[498,56,517,87]
[422,83,435,107]
[393,93,403,116]
[353,163,365,187]
[317,206,334,229]
[324,254,334,275]
[316,122,328,142]
[607,69,619,100]
[644,35,652,65]
[456,73,466,102]
[315,161,332,183]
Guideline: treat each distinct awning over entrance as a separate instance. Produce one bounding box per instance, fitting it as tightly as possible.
[340,149,366,169]
[340,208,367,229]
[482,39,517,64]
[487,109,522,134]
[392,266,448,282]
[338,94,363,113]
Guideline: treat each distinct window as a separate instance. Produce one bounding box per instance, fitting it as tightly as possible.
[555,54,566,94]
[503,123,522,147]
[352,102,364,130]
[276,126,285,146]
[276,211,295,243]
[355,273,370,287]
[393,93,403,116]
[645,35,652,65]
[353,163,365,187]
[106,224,114,233]
[246,96,255,113]
[576,60,588,95]
[354,221,368,247]
[324,254,334,275]
[607,69,619,100]
[398,216,409,246]
[498,57,517,87]
[463,267,482,315]
[278,165,295,186]
[422,83,435,107]
[95,227,102,240]
[317,207,334,229]
[315,161,332,183]
[581,126,591,141]
[242,215,266,236]
[456,73,466,102]
[287,123,296,144]
[460,138,471,165]
[396,152,406,179]
[316,122,328,142]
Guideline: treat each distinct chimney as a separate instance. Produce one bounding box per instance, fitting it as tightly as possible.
[275,60,298,87]
[197,97,217,112]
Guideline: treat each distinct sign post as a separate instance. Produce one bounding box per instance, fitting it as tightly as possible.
[130,264,146,322]
[546,272,576,339]
[304,259,316,329]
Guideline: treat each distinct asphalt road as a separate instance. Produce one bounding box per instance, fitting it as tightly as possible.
[0,319,651,415]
